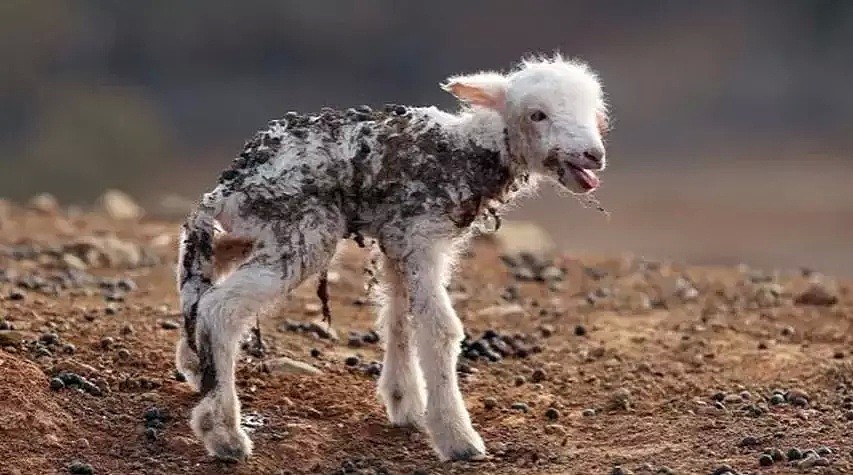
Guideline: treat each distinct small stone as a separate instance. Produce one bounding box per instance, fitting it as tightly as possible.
[68,461,94,474]
[40,332,60,345]
[514,375,526,386]
[769,394,785,405]
[160,320,179,330]
[781,326,795,337]
[609,387,632,410]
[544,407,560,421]
[365,362,382,376]
[611,467,633,475]
[483,397,498,410]
[711,465,733,475]
[531,368,547,383]
[582,408,596,417]
[769,448,784,461]
[785,388,809,406]
[100,337,114,349]
[574,324,587,336]
[50,377,65,391]
[758,454,774,466]
[816,446,832,456]
[786,447,803,461]
[362,330,380,344]
[116,349,131,360]
[510,402,529,412]
[0,330,24,346]
[344,355,360,367]
[263,357,322,375]
[29,193,60,214]
[62,343,76,354]
[347,333,363,348]
[539,324,555,337]
[98,189,143,220]
[145,427,158,441]
[738,435,761,447]
[8,289,26,301]
[795,284,838,306]
[544,423,567,436]
[309,348,321,358]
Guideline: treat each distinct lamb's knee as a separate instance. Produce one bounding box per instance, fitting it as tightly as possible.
[175,336,201,391]
[191,395,251,462]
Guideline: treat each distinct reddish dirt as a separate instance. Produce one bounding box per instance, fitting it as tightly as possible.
[0,204,851,475]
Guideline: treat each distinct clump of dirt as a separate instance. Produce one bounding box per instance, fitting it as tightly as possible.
[0,199,851,474]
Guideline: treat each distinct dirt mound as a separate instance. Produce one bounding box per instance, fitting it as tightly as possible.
[0,350,75,473]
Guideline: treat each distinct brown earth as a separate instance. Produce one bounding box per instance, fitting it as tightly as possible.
[0,202,851,475]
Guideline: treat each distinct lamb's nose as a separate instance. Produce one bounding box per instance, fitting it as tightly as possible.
[583,147,605,166]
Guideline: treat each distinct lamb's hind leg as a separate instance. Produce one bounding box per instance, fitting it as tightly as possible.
[190,206,344,461]
[376,254,426,426]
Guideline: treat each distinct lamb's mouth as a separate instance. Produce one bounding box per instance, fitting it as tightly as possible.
[567,163,600,191]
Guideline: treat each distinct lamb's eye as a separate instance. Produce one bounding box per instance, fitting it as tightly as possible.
[529,110,547,122]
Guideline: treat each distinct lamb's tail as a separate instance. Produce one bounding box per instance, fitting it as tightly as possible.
[175,206,216,389]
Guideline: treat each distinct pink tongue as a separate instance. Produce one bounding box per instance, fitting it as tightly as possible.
[573,167,600,190]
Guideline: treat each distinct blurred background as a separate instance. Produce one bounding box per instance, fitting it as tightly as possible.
[1,0,851,274]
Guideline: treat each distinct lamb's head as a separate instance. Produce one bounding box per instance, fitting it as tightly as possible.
[443,55,608,194]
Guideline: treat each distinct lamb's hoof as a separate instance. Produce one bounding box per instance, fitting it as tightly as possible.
[448,447,487,462]
[430,424,486,462]
[204,429,253,463]
[212,442,250,463]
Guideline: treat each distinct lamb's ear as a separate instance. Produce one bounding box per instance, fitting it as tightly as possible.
[441,72,508,110]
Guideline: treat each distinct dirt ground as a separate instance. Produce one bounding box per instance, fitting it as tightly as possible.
[0,201,851,475]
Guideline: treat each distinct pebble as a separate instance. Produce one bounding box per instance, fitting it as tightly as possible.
[50,377,65,390]
[514,375,526,386]
[344,355,360,367]
[8,289,26,301]
[758,454,773,466]
[264,357,322,375]
[574,324,587,336]
[310,348,321,358]
[816,446,832,456]
[738,435,761,447]
[795,284,838,306]
[711,465,734,475]
[67,461,94,474]
[510,402,529,412]
[116,349,131,360]
[531,368,547,383]
[769,394,785,405]
[786,447,803,461]
[609,387,632,410]
[544,407,560,421]
[100,337,114,349]
[768,448,784,462]
[611,467,633,475]
[0,330,24,346]
[582,408,596,417]
[160,320,179,330]
[40,332,60,345]
[483,397,498,410]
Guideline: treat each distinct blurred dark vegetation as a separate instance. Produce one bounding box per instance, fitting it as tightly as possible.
[1,0,851,202]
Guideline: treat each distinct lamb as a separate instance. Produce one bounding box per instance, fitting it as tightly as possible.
[175,54,609,463]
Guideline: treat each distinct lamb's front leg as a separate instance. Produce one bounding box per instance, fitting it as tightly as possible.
[376,255,426,426]
[404,250,485,461]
